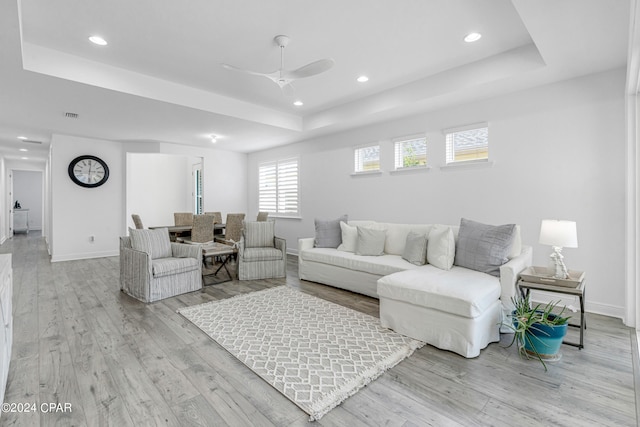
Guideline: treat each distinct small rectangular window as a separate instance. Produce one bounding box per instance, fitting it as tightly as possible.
[394,136,427,170]
[354,144,380,172]
[445,124,489,164]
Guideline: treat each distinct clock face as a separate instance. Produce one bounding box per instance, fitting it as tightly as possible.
[68,155,109,188]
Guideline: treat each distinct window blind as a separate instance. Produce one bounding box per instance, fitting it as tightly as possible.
[394,137,427,169]
[259,158,299,216]
[354,145,380,172]
[445,125,488,164]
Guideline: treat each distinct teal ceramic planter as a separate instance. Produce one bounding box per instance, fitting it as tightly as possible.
[513,312,568,359]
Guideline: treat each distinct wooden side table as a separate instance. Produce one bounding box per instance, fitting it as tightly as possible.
[517,278,586,349]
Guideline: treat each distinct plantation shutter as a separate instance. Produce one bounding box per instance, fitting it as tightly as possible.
[259,158,299,216]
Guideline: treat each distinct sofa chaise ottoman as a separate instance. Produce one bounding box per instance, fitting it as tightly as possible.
[298,218,532,358]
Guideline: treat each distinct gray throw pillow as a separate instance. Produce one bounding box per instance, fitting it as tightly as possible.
[454,218,516,277]
[355,227,386,256]
[129,227,172,259]
[402,231,427,265]
[314,215,348,248]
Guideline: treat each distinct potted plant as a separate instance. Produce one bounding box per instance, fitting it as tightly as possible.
[504,293,571,370]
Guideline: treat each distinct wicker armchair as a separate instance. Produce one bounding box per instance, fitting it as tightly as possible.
[120,228,202,303]
[238,221,286,280]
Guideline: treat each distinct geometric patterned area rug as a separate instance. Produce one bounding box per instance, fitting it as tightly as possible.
[177,286,424,421]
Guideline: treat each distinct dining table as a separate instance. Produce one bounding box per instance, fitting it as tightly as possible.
[148,224,225,240]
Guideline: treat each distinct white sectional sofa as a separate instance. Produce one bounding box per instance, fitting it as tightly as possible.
[298,220,532,358]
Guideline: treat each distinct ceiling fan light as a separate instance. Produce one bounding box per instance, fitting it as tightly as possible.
[17,136,27,140]
[89,35,108,46]
[464,32,482,43]
[210,135,217,143]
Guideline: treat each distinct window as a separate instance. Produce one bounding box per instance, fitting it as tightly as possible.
[354,144,380,172]
[394,136,427,170]
[445,124,489,164]
[192,163,203,214]
[259,158,299,216]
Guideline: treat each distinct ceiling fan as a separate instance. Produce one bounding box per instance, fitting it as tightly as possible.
[222,35,335,93]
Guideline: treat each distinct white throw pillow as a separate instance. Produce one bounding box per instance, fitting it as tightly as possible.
[427,225,455,270]
[355,227,386,256]
[337,221,358,252]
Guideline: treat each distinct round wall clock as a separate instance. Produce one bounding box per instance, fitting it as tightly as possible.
[68,155,110,188]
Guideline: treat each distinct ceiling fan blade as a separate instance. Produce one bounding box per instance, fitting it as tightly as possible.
[221,63,274,77]
[286,58,335,80]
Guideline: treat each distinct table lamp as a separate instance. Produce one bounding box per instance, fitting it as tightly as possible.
[539,219,578,279]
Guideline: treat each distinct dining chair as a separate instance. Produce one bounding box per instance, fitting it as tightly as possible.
[174,212,193,226]
[131,214,144,229]
[215,213,245,246]
[205,211,223,225]
[179,214,214,244]
[256,211,269,222]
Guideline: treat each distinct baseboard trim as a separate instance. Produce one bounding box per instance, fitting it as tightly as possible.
[51,250,119,262]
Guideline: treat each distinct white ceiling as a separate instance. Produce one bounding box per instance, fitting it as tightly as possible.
[0,0,631,162]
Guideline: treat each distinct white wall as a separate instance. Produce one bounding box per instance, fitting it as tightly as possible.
[47,134,247,261]
[12,170,43,230]
[126,153,197,229]
[50,135,124,261]
[248,68,627,319]
[156,143,248,218]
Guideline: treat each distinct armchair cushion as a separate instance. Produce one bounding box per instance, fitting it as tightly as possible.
[242,247,284,262]
[243,221,275,248]
[152,257,200,278]
[129,227,172,259]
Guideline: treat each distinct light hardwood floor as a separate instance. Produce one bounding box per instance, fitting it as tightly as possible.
[0,232,637,426]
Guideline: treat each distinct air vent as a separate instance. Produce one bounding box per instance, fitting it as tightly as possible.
[65,112,79,119]
[21,139,42,144]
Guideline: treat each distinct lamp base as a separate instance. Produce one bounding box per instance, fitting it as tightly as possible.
[549,246,569,279]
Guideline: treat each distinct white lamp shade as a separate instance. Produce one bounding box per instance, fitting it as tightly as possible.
[539,220,578,248]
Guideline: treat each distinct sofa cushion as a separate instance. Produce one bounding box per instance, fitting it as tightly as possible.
[243,247,283,261]
[355,227,386,256]
[427,225,455,270]
[129,227,172,260]
[337,221,358,252]
[381,223,432,255]
[243,221,275,248]
[454,218,517,277]
[300,248,419,277]
[402,232,427,266]
[377,266,501,318]
[151,257,200,278]
[314,215,348,248]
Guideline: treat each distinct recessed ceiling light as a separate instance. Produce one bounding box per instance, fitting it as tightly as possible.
[89,35,108,46]
[20,157,28,160]
[17,136,27,140]
[357,76,369,83]
[293,100,304,106]
[19,148,28,152]
[464,32,482,43]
